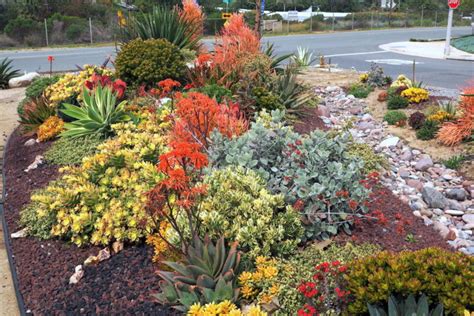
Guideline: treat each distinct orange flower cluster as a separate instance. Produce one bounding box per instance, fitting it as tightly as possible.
[37,116,64,142]
[437,85,474,146]
[172,92,248,148]
[178,0,204,44]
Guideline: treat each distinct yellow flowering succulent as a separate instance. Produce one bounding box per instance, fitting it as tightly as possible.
[187,301,267,316]
[37,116,64,142]
[44,65,113,108]
[359,73,369,83]
[239,257,280,305]
[390,75,412,88]
[427,110,454,122]
[26,109,170,246]
[401,87,429,104]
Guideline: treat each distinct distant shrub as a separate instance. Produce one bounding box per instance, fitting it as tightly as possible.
[65,24,83,41]
[408,111,426,129]
[348,83,373,98]
[387,94,409,109]
[442,155,466,170]
[115,38,186,88]
[345,248,474,315]
[383,110,407,125]
[416,120,439,140]
[4,16,40,41]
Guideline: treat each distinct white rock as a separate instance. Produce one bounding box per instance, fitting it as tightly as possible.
[9,72,40,88]
[11,228,29,239]
[379,136,399,148]
[445,210,464,216]
[462,214,474,223]
[24,139,37,146]
[69,265,84,284]
[24,155,44,172]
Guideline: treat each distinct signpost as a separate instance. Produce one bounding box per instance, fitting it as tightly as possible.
[444,0,461,57]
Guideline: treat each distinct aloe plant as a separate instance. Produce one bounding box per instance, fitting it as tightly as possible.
[124,6,200,51]
[60,85,130,138]
[0,58,20,89]
[291,46,316,68]
[368,294,444,316]
[154,236,241,312]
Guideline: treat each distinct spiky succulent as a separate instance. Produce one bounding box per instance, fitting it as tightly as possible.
[154,236,241,312]
[0,58,20,89]
[368,294,443,316]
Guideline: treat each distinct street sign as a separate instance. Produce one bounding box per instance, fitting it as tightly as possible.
[448,0,461,9]
[222,12,232,19]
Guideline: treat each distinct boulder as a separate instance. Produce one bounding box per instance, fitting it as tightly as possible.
[446,188,467,201]
[415,156,433,171]
[380,136,399,148]
[422,186,448,209]
[9,72,40,88]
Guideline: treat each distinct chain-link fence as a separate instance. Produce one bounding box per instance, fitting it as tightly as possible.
[0,10,471,48]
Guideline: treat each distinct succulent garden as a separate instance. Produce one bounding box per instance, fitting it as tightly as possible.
[1,2,473,316]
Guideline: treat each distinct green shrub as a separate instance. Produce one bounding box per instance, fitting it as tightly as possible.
[252,86,284,112]
[4,15,40,41]
[348,83,373,98]
[345,248,474,315]
[209,111,369,241]
[193,83,233,103]
[347,143,388,173]
[383,110,407,125]
[387,94,409,109]
[169,166,303,261]
[115,38,186,88]
[274,243,381,315]
[25,76,61,100]
[44,134,104,165]
[416,120,439,140]
[65,24,83,41]
[20,193,57,240]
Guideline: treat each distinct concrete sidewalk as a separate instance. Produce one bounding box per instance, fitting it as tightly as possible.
[379,41,474,61]
[0,87,24,316]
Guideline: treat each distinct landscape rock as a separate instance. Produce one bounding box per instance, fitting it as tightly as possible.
[11,228,28,239]
[422,187,448,209]
[446,188,467,201]
[445,210,464,216]
[24,139,37,146]
[69,265,84,284]
[415,157,433,171]
[462,214,474,224]
[9,72,40,88]
[379,136,399,148]
[317,105,330,117]
[24,155,44,173]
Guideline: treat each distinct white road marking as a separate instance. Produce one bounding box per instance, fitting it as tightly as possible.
[325,51,389,57]
[366,59,424,65]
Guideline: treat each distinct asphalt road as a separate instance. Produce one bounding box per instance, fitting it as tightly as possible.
[2,27,473,89]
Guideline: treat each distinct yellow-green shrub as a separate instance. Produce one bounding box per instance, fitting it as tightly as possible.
[347,143,388,173]
[345,248,474,315]
[115,38,186,88]
[22,109,171,246]
[167,166,304,260]
[44,65,113,107]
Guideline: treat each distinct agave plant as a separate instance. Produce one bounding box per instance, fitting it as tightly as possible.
[368,294,444,316]
[154,236,241,312]
[263,42,293,73]
[60,85,130,138]
[18,98,56,134]
[123,6,200,51]
[270,68,316,116]
[0,58,20,89]
[291,46,317,68]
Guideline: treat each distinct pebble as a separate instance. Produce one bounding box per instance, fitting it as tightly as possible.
[445,210,465,216]
[379,136,399,148]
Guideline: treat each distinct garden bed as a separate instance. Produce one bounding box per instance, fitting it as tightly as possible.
[3,129,172,315]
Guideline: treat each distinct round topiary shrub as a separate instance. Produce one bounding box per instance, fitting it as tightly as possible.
[387,94,409,109]
[383,110,407,126]
[408,111,426,130]
[115,38,186,88]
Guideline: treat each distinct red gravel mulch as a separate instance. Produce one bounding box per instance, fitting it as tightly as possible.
[338,186,451,252]
[293,106,328,134]
[3,129,170,315]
